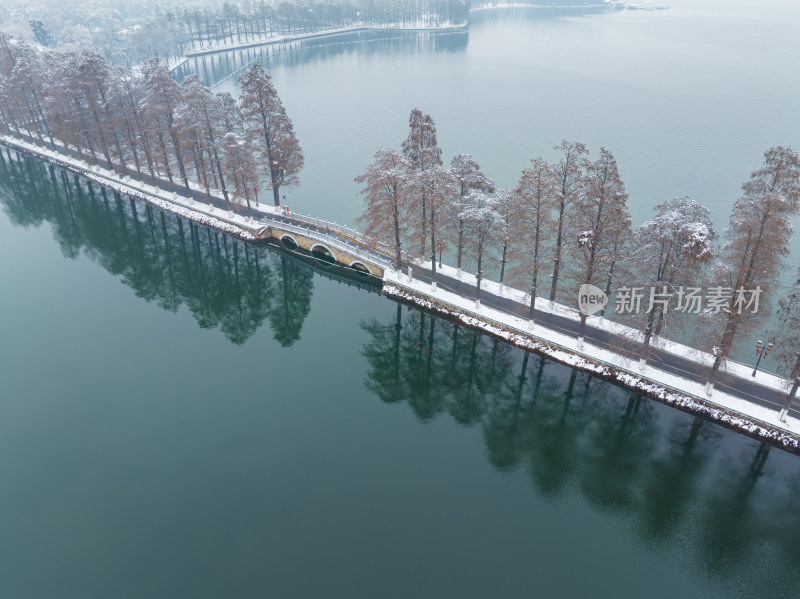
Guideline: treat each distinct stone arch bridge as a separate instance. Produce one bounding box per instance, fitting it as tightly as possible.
[254,211,409,279]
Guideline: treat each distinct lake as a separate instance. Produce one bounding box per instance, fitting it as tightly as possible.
[2,2,800,597]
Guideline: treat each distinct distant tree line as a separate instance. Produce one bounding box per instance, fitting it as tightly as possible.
[356,109,800,387]
[0,33,303,210]
[121,0,470,66]
[0,1,470,70]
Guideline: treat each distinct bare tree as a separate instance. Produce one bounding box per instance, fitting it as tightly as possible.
[449,153,494,277]
[549,140,588,307]
[239,63,303,206]
[704,146,800,394]
[355,148,413,271]
[508,157,557,327]
[460,189,508,307]
[567,147,631,350]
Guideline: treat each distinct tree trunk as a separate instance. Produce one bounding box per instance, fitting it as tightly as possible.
[499,242,508,285]
[393,202,402,271]
[706,311,738,391]
[600,256,617,320]
[475,238,483,306]
[577,314,587,348]
[549,200,566,305]
[457,219,464,274]
[429,209,437,288]
[639,308,659,367]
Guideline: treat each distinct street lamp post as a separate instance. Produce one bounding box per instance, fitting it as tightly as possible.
[436,239,445,268]
[752,340,773,377]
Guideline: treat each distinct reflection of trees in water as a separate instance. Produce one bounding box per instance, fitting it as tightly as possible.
[0,151,314,345]
[361,302,800,597]
[176,29,469,86]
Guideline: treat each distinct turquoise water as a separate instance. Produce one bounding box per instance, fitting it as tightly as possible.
[2,2,800,597]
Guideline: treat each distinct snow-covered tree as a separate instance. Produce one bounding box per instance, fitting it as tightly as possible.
[109,73,158,180]
[549,140,588,307]
[142,58,190,192]
[704,146,800,393]
[408,164,455,290]
[508,157,557,326]
[567,147,631,349]
[449,153,494,276]
[239,63,304,206]
[460,189,508,307]
[402,108,442,257]
[5,40,54,147]
[74,50,128,174]
[355,148,413,271]
[49,52,105,164]
[626,196,715,367]
[179,75,231,207]
[497,189,514,289]
[776,267,800,382]
[222,131,259,217]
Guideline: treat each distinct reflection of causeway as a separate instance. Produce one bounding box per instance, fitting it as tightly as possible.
[173,28,469,85]
[0,151,374,345]
[361,304,800,597]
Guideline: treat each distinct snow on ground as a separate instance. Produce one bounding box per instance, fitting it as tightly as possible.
[424,260,791,392]
[2,136,260,241]
[384,268,800,449]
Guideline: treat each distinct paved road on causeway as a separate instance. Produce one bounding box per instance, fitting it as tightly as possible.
[409,263,797,419]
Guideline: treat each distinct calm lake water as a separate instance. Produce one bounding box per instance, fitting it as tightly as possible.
[2,2,800,598]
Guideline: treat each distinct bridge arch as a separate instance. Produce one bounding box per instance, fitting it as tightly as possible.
[281,234,299,250]
[349,261,371,276]
[310,243,336,264]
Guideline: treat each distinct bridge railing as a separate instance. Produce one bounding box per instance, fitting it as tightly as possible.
[261,217,397,272]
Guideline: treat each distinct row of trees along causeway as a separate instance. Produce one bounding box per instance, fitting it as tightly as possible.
[355,108,800,388]
[2,1,471,70]
[0,34,303,210]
